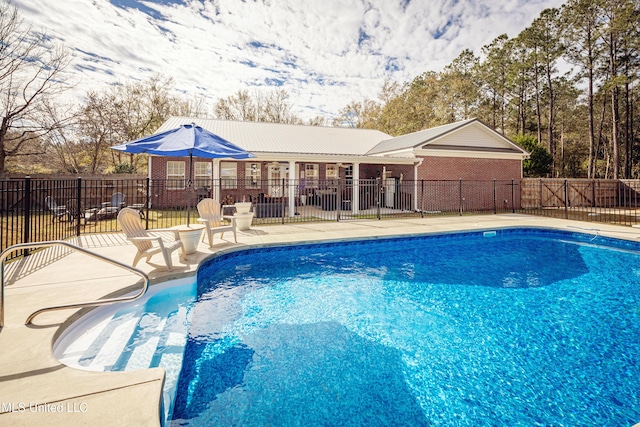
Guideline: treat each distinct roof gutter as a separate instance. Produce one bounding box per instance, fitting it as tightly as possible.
[240,152,419,165]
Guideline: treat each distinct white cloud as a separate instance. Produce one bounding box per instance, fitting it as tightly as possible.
[12,0,566,120]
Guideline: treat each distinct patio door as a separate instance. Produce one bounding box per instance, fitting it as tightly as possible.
[268,163,287,197]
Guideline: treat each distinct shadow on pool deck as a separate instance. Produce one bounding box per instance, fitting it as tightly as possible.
[2,214,640,426]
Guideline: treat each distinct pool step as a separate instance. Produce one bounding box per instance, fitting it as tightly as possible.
[87,315,139,370]
[58,306,189,373]
[53,280,196,427]
[56,315,116,369]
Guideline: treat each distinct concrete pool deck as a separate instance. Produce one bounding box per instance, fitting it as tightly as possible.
[2,214,640,426]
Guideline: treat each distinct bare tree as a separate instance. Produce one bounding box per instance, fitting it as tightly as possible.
[174,95,208,118]
[40,101,82,173]
[306,116,328,126]
[332,98,381,129]
[0,2,75,173]
[214,88,301,124]
[333,100,366,128]
[263,89,299,124]
[116,76,170,142]
[72,74,180,173]
[215,89,259,121]
[77,90,120,174]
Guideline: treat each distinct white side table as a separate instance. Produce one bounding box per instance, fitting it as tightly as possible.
[233,202,254,231]
[171,224,205,254]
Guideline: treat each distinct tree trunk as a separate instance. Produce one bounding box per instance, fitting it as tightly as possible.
[546,67,555,176]
[587,38,596,179]
[500,68,506,135]
[520,77,527,135]
[595,94,608,178]
[610,35,620,179]
[534,58,543,145]
[630,84,636,177]
[0,119,7,174]
[611,87,620,179]
[624,80,630,178]
[560,120,565,176]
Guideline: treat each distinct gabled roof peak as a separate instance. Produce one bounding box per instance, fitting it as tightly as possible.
[366,118,527,156]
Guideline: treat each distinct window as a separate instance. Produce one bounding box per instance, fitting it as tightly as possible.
[345,165,353,186]
[194,162,212,188]
[220,161,237,189]
[326,164,339,187]
[167,161,185,190]
[305,164,319,188]
[345,165,353,180]
[245,163,261,188]
[326,164,339,179]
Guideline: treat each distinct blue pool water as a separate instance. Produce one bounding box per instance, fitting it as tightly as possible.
[53,228,640,426]
[165,228,640,426]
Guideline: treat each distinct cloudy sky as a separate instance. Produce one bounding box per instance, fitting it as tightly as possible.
[14,0,566,120]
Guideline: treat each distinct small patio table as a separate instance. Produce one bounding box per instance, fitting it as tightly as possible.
[171,224,205,255]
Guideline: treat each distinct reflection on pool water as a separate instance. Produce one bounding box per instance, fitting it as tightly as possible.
[56,228,640,426]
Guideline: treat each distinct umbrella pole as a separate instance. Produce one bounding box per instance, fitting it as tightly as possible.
[187,153,193,226]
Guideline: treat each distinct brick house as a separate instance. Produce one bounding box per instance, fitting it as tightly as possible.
[148,117,528,215]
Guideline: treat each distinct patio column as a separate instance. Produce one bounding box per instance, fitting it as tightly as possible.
[414,158,423,212]
[288,160,296,217]
[212,160,220,202]
[352,162,360,214]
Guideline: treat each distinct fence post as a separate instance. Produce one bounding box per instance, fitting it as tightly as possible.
[23,176,31,257]
[281,178,286,224]
[459,178,463,216]
[337,179,341,222]
[539,178,543,209]
[376,177,381,220]
[493,179,497,214]
[420,179,424,218]
[145,177,150,230]
[635,180,639,226]
[618,180,622,208]
[511,179,515,213]
[564,179,569,219]
[76,177,82,236]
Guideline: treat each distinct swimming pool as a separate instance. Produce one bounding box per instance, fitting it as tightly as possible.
[55,228,640,426]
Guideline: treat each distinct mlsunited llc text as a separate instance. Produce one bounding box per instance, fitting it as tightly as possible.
[1,402,88,413]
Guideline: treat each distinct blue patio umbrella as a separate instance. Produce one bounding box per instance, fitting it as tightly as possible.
[112,123,254,225]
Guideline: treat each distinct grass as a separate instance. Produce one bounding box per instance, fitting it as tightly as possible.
[1,209,197,255]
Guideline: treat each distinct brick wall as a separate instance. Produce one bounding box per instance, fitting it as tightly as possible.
[414,156,522,211]
[417,156,522,181]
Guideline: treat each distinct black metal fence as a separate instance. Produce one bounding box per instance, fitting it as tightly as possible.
[1,177,523,258]
[4,177,640,261]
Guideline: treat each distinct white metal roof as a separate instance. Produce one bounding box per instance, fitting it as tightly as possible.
[156,116,394,156]
[153,116,527,162]
[366,118,528,157]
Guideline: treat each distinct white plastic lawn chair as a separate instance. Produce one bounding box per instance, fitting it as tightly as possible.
[117,208,185,271]
[197,198,237,247]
